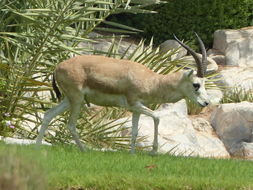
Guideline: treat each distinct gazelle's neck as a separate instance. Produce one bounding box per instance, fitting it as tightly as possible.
[143,71,185,104]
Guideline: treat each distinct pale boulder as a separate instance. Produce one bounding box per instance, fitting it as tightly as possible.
[183,54,218,74]
[191,117,228,157]
[229,142,253,158]
[207,88,223,105]
[20,112,60,138]
[213,29,253,66]
[157,100,188,116]
[207,48,226,65]
[24,72,52,102]
[0,136,51,145]
[159,40,187,60]
[78,32,138,58]
[211,102,253,158]
[218,66,253,91]
[118,100,229,158]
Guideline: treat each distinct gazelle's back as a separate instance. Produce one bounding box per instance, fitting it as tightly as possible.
[55,55,157,95]
[57,55,155,77]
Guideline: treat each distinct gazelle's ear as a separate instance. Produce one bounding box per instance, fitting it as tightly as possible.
[184,69,194,78]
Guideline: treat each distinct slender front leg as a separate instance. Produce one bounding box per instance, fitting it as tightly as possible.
[130,102,160,154]
[131,112,140,154]
[153,117,160,153]
[36,98,70,146]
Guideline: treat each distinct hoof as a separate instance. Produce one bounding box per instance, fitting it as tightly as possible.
[149,150,158,156]
[79,145,86,152]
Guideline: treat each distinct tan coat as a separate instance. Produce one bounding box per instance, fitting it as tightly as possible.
[55,55,185,107]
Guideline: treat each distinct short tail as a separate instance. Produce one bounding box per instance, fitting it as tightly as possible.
[52,73,62,101]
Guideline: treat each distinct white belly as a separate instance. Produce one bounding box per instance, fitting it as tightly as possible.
[82,88,129,107]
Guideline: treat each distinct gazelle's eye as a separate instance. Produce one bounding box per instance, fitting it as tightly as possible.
[193,83,200,91]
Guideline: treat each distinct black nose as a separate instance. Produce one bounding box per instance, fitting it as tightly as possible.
[204,101,209,106]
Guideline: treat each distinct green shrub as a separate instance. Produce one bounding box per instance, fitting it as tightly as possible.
[221,87,253,103]
[109,0,253,48]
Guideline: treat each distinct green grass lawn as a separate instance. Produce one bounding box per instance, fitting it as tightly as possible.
[0,143,253,190]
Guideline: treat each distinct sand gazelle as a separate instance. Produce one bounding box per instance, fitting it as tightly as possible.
[36,33,210,154]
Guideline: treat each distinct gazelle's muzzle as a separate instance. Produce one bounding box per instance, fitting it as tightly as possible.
[196,88,210,107]
[198,100,209,107]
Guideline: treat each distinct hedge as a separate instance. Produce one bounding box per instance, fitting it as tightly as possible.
[109,0,253,48]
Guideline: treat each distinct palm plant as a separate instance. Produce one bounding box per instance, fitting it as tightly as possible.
[0,0,218,150]
[0,0,165,146]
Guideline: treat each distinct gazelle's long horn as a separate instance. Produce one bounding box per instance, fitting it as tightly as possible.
[194,32,207,76]
[173,33,206,78]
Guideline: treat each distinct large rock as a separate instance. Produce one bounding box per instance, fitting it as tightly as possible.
[213,29,253,66]
[218,66,253,91]
[118,100,229,158]
[207,49,226,65]
[159,40,187,60]
[20,112,61,139]
[229,142,253,158]
[211,102,253,158]
[0,136,51,145]
[24,72,52,102]
[207,88,223,105]
[190,117,227,157]
[20,112,44,132]
[183,54,218,74]
[78,32,138,58]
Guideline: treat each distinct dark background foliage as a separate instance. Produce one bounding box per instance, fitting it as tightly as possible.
[108,0,253,49]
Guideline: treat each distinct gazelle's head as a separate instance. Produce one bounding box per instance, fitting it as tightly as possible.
[174,33,210,107]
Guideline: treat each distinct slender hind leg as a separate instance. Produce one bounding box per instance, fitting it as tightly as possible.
[131,112,140,154]
[67,95,86,152]
[36,97,70,146]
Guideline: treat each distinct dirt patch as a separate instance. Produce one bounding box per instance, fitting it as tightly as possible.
[189,105,217,122]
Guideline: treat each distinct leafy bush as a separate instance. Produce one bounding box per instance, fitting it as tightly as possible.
[221,87,253,104]
[0,0,172,149]
[109,0,253,48]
